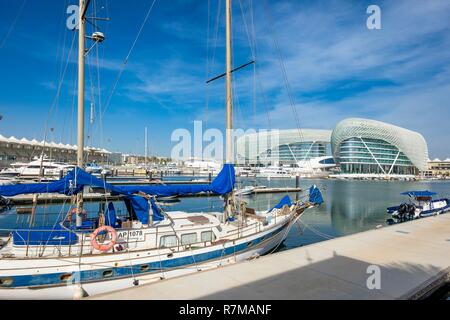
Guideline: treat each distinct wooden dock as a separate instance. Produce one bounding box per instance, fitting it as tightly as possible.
[89,214,450,300]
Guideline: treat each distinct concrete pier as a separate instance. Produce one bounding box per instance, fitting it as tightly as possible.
[90,214,450,300]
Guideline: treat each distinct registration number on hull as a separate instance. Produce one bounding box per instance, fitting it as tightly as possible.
[117,230,145,241]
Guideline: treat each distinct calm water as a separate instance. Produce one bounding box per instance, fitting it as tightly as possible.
[1,177,449,251]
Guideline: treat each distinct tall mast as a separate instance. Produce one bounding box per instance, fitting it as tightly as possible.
[77,0,86,168]
[225,0,233,164]
[76,0,87,227]
[224,0,234,221]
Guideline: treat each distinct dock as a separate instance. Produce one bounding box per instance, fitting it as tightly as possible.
[251,187,301,194]
[90,214,450,300]
[9,193,125,205]
[7,187,302,205]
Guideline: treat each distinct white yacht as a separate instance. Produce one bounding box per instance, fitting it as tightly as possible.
[257,166,293,178]
[0,177,19,186]
[0,156,75,179]
[236,167,256,177]
[164,163,182,175]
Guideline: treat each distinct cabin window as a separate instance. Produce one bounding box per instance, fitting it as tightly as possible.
[181,233,197,245]
[160,235,177,248]
[201,231,215,242]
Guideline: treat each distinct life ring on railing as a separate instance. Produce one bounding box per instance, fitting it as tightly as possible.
[66,208,88,222]
[91,226,117,252]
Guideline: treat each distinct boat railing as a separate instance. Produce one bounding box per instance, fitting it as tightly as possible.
[0,221,230,258]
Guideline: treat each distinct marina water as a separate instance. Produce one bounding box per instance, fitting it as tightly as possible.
[2,177,449,251]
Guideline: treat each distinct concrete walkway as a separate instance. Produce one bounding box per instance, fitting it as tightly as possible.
[90,214,450,300]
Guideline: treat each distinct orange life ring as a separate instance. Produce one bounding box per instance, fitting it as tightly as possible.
[66,207,87,222]
[91,226,117,252]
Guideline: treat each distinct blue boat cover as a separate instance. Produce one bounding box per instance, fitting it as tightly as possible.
[0,164,235,223]
[112,164,235,197]
[309,185,324,205]
[268,185,324,212]
[271,195,292,211]
[12,224,78,246]
[105,202,117,227]
[401,191,437,197]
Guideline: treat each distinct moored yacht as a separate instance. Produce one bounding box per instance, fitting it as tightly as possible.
[0,156,75,180]
[257,166,293,178]
[0,166,323,299]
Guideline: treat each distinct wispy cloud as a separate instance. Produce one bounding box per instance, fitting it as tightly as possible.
[2,0,449,157]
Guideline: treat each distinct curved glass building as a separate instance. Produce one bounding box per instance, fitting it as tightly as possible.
[236,129,332,165]
[331,118,428,175]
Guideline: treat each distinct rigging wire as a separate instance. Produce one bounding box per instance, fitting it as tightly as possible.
[204,0,223,128]
[99,0,158,123]
[261,0,314,173]
[0,0,27,49]
[53,0,70,140]
[204,0,211,128]
[238,0,296,193]
[40,30,77,159]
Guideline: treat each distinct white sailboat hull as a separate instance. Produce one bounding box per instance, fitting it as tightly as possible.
[0,215,297,299]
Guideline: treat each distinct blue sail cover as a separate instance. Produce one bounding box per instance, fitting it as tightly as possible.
[0,164,235,223]
[0,168,109,197]
[112,164,236,197]
[271,195,292,211]
[309,185,324,205]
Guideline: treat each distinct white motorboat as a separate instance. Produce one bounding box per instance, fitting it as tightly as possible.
[236,167,256,177]
[256,166,293,178]
[0,177,20,186]
[0,156,75,179]
[235,185,256,196]
[387,190,450,220]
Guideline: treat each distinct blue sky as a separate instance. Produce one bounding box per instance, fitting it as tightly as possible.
[0,0,449,158]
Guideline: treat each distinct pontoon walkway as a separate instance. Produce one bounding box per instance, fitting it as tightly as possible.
[90,214,450,300]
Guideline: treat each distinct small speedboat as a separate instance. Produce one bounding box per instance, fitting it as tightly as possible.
[387,191,450,220]
[235,186,255,196]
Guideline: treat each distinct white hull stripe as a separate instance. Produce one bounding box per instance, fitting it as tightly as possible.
[0,222,288,288]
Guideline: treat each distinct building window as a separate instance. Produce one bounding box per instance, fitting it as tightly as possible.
[337,137,416,174]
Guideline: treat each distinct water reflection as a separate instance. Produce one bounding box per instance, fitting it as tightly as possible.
[0,178,449,251]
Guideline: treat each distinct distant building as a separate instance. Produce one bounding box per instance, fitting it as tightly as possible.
[0,134,111,167]
[424,158,450,177]
[331,118,428,175]
[236,129,332,166]
[121,153,171,166]
[107,152,123,165]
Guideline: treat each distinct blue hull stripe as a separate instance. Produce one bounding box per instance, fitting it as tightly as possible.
[1,222,288,288]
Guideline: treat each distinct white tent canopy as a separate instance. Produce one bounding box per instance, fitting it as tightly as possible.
[0,134,110,153]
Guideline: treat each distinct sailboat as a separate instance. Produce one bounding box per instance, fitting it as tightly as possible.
[0,0,323,299]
